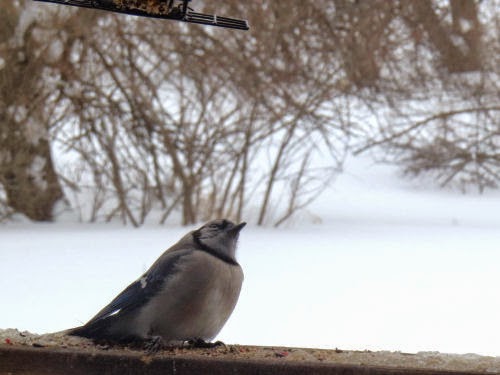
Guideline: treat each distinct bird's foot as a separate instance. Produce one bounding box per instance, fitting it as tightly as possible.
[144,335,166,354]
[186,338,226,349]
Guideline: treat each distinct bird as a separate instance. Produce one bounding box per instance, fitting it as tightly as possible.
[69,219,246,348]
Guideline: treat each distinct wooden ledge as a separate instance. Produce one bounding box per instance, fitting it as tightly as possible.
[0,330,498,374]
[0,344,491,375]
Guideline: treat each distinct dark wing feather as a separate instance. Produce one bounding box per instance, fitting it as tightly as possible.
[70,249,191,340]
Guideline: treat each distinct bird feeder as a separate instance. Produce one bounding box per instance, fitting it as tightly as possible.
[32,0,249,30]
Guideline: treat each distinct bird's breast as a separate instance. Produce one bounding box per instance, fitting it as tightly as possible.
[136,251,243,343]
[188,253,244,339]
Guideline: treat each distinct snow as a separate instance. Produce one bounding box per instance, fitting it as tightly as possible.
[14,2,40,46]
[459,19,474,33]
[1,155,499,357]
[29,156,48,190]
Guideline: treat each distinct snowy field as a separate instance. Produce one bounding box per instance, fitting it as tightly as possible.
[1,156,499,357]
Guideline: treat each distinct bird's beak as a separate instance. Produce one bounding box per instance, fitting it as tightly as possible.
[228,222,246,235]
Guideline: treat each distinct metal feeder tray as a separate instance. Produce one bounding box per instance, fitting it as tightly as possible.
[33,0,249,30]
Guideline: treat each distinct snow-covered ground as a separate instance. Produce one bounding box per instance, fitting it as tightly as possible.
[1,156,499,356]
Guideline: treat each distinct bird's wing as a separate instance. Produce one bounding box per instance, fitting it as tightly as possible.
[85,248,192,325]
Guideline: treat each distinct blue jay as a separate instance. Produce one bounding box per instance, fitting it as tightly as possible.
[69,219,245,347]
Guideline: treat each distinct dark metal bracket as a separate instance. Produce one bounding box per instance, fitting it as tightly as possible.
[32,0,249,30]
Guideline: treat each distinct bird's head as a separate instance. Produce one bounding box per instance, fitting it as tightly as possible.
[193,219,246,261]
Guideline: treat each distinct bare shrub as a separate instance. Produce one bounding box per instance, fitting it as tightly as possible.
[4,0,497,225]
[353,0,500,192]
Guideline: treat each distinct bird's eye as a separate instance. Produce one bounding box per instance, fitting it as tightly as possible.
[207,220,229,230]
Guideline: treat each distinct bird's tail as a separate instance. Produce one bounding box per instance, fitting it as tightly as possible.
[67,320,113,340]
[67,320,139,344]
[67,324,99,339]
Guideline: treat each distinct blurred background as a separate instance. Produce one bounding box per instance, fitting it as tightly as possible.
[1,0,499,356]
